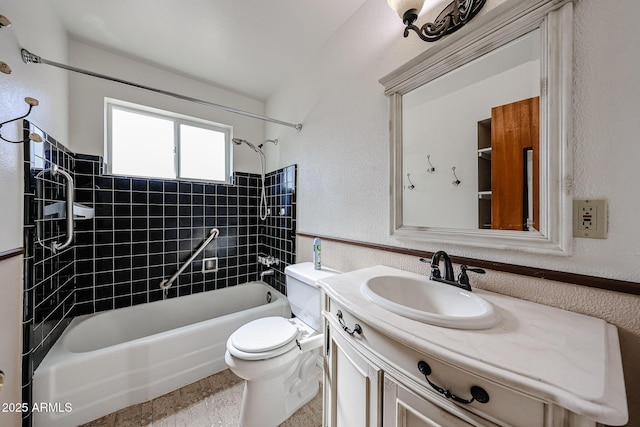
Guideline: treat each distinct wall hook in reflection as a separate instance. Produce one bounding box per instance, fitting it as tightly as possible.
[0,97,42,143]
[451,167,461,186]
[407,173,416,190]
[426,154,435,173]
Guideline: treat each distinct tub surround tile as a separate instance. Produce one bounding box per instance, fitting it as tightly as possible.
[69,164,295,309]
[258,165,297,294]
[22,122,76,427]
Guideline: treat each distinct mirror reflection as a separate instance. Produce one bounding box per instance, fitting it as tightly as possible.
[402,29,540,231]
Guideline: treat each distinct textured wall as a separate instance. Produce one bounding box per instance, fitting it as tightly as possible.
[268,0,640,424]
[266,0,640,282]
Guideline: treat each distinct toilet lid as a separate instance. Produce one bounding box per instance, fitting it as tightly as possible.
[229,317,298,353]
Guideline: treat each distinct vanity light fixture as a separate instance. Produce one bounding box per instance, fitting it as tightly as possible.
[387,0,485,42]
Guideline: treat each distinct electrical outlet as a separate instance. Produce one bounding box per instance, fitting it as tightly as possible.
[573,199,607,238]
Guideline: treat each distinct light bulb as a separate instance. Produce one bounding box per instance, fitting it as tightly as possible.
[387,0,426,19]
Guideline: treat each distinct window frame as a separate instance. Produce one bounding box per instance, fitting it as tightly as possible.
[105,98,233,183]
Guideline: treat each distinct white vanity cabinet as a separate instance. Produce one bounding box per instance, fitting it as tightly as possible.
[319,266,628,427]
[323,300,549,427]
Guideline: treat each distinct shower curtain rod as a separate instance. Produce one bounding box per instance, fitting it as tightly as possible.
[21,48,303,132]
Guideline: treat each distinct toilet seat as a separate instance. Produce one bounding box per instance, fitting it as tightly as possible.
[227,317,299,361]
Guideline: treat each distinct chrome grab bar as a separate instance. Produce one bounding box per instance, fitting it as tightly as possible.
[51,166,74,253]
[160,228,219,291]
[35,165,75,253]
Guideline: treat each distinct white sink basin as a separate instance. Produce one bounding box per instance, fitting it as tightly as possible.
[360,275,499,329]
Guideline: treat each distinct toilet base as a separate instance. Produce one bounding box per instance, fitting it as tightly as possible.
[227,349,320,427]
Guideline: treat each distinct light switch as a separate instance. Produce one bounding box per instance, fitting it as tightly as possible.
[573,199,607,238]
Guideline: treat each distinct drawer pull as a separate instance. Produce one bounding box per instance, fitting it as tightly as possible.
[336,310,362,335]
[417,361,490,404]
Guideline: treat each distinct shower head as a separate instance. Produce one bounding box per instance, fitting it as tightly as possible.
[232,137,259,152]
[234,137,269,220]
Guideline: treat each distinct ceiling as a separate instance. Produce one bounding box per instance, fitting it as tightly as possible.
[49,0,369,101]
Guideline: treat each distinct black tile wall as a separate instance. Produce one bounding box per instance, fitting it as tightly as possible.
[72,164,265,312]
[258,165,297,293]
[22,122,76,427]
[21,120,297,427]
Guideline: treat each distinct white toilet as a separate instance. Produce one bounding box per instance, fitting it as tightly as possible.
[225,262,339,427]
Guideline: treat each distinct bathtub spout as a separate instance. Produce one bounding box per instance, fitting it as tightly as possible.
[260,269,274,280]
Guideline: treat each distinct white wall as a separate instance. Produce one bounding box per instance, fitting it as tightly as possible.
[266,0,640,283]
[67,40,266,174]
[0,2,69,424]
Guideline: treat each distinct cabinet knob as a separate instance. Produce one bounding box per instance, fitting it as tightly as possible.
[336,310,362,335]
[417,361,489,405]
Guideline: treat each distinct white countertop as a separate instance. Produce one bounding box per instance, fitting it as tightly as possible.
[318,265,628,426]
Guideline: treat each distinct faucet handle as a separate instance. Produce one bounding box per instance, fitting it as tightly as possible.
[420,257,441,279]
[458,265,485,286]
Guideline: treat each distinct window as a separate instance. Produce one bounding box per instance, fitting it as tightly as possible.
[105,99,232,183]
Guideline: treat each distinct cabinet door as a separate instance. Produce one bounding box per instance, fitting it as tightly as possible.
[383,376,500,427]
[324,324,382,427]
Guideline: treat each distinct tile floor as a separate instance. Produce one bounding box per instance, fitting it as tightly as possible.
[80,369,322,427]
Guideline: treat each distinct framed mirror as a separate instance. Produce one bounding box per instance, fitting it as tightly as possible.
[380,0,574,255]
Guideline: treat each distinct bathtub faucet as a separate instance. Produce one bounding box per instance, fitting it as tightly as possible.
[260,269,274,281]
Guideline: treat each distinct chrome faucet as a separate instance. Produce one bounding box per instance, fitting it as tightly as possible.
[260,269,274,281]
[420,251,485,291]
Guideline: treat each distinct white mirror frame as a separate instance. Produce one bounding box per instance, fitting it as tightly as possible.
[380,0,574,255]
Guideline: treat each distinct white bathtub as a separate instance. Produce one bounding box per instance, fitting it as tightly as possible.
[33,281,291,427]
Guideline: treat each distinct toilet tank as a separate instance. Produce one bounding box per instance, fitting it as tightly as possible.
[284,262,340,331]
